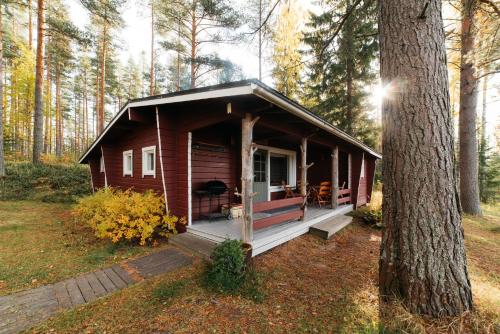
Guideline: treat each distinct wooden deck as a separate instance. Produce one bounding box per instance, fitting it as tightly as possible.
[187,204,353,256]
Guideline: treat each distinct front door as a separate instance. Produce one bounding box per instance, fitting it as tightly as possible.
[253,149,268,203]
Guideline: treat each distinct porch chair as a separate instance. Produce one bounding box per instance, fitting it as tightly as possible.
[316,181,332,207]
[283,181,300,199]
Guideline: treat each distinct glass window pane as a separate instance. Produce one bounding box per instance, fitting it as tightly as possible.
[270,155,288,186]
[148,152,154,170]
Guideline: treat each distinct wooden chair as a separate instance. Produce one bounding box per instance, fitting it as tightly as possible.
[283,181,300,199]
[316,181,332,207]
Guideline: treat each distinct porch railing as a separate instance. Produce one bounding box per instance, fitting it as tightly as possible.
[337,188,351,204]
[253,197,304,230]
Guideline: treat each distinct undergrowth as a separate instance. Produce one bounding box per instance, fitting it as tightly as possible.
[0,162,92,202]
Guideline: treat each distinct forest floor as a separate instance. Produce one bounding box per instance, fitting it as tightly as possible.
[2,198,498,333]
[0,201,159,296]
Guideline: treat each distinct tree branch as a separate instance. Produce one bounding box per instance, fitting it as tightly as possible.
[479,0,500,16]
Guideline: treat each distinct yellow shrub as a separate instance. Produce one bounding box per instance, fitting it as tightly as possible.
[73,188,182,245]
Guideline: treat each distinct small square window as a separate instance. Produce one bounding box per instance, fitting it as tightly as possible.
[142,146,156,177]
[123,150,133,176]
[100,156,105,173]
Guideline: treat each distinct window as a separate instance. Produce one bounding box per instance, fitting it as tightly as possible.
[270,154,288,186]
[253,150,266,182]
[123,150,133,176]
[100,156,105,173]
[142,146,156,177]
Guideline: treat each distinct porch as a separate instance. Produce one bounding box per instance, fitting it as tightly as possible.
[187,204,353,256]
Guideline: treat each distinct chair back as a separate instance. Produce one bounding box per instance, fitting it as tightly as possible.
[319,181,331,196]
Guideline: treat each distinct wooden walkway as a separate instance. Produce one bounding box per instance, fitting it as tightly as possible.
[0,248,191,334]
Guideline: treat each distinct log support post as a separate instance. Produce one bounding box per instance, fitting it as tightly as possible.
[241,113,259,244]
[331,146,339,209]
[300,137,313,220]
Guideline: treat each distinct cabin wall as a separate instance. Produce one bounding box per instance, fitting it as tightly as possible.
[191,129,238,220]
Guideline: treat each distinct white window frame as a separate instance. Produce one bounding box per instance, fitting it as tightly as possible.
[123,150,133,177]
[142,145,156,177]
[255,144,297,197]
[99,156,105,173]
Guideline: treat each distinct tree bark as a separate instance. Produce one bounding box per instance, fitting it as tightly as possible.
[55,63,62,157]
[241,113,258,244]
[150,0,155,96]
[28,0,33,50]
[44,36,51,154]
[0,5,5,177]
[190,8,197,89]
[32,0,45,164]
[99,20,107,133]
[378,0,473,316]
[344,0,354,134]
[459,0,482,215]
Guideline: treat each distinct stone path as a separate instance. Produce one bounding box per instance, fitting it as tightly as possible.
[0,248,192,334]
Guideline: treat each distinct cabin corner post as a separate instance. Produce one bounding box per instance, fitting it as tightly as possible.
[331,146,339,209]
[300,137,309,220]
[241,113,259,244]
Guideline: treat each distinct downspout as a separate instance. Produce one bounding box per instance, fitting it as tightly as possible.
[156,107,169,214]
[101,145,107,188]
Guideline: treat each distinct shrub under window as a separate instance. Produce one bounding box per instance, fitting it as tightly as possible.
[73,188,181,245]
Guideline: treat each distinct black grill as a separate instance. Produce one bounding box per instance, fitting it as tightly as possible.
[205,180,228,195]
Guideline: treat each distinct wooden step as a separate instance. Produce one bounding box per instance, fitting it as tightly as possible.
[169,232,217,259]
[309,215,353,240]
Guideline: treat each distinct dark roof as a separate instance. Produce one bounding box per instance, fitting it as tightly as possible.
[79,79,381,162]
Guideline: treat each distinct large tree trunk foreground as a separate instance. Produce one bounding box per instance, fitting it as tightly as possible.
[378,0,473,316]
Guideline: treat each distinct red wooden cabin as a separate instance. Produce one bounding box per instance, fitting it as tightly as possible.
[79,80,380,255]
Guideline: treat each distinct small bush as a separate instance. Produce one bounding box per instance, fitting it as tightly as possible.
[352,207,383,228]
[0,162,92,202]
[73,188,180,245]
[204,239,246,294]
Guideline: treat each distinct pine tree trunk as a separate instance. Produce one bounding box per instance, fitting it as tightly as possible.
[55,63,62,157]
[44,37,51,154]
[150,0,155,96]
[478,73,488,201]
[28,0,33,50]
[379,0,473,316]
[0,5,5,177]
[99,21,107,133]
[190,8,197,89]
[344,0,354,135]
[459,0,482,215]
[83,67,88,148]
[32,0,45,164]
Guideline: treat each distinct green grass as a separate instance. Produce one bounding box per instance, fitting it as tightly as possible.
[0,201,155,295]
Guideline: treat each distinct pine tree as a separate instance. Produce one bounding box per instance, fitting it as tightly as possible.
[303,0,379,146]
[271,0,304,99]
[156,0,241,88]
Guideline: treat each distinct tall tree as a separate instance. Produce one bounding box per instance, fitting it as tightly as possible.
[304,0,379,146]
[0,3,5,177]
[150,0,155,95]
[81,0,124,133]
[459,0,482,215]
[379,0,473,317]
[458,0,499,214]
[271,0,304,99]
[157,0,241,88]
[32,0,45,164]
